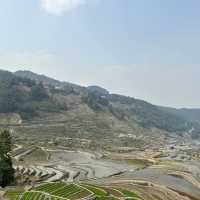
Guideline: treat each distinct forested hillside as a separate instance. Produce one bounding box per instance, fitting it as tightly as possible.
[0,69,199,138]
[0,70,63,119]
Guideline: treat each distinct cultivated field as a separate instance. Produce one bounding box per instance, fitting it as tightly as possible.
[4,182,143,200]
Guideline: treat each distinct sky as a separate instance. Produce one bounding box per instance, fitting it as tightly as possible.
[0,0,200,108]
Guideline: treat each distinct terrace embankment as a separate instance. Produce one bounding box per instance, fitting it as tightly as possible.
[12,145,135,183]
[10,142,200,200]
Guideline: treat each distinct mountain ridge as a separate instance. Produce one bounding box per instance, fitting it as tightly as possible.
[0,69,199,143]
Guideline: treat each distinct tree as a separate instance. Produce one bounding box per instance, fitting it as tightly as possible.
[30,83,48,101]
[0,129,14,187]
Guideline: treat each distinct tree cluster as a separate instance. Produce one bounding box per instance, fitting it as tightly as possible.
[0,129,14,187]
[0,70,61,119]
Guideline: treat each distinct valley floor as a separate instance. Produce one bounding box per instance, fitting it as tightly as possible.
[1,137,200,200]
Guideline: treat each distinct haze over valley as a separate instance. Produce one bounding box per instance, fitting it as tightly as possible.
[0,69,200,200]
[1,1,200,200]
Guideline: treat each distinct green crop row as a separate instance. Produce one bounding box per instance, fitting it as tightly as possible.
[117,189,142,199]
[20,192,43,200]
[51,184,81,198]
[13,183,143,200]
[4,191,22,200]
[80,184,108,196]
[35,182,66,193]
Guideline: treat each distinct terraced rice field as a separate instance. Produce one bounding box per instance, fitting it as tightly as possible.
[9,182,143,200]
[79,184,108,196]
[4,190,23,200]
[35,182,66,193]
[51,184,81,198]
[117,188,142,199]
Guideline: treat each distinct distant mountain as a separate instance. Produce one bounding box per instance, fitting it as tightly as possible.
[0,69,199,144]
[159,106,200,122]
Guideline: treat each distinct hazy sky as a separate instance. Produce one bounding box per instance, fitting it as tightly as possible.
[0,0,200,108]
